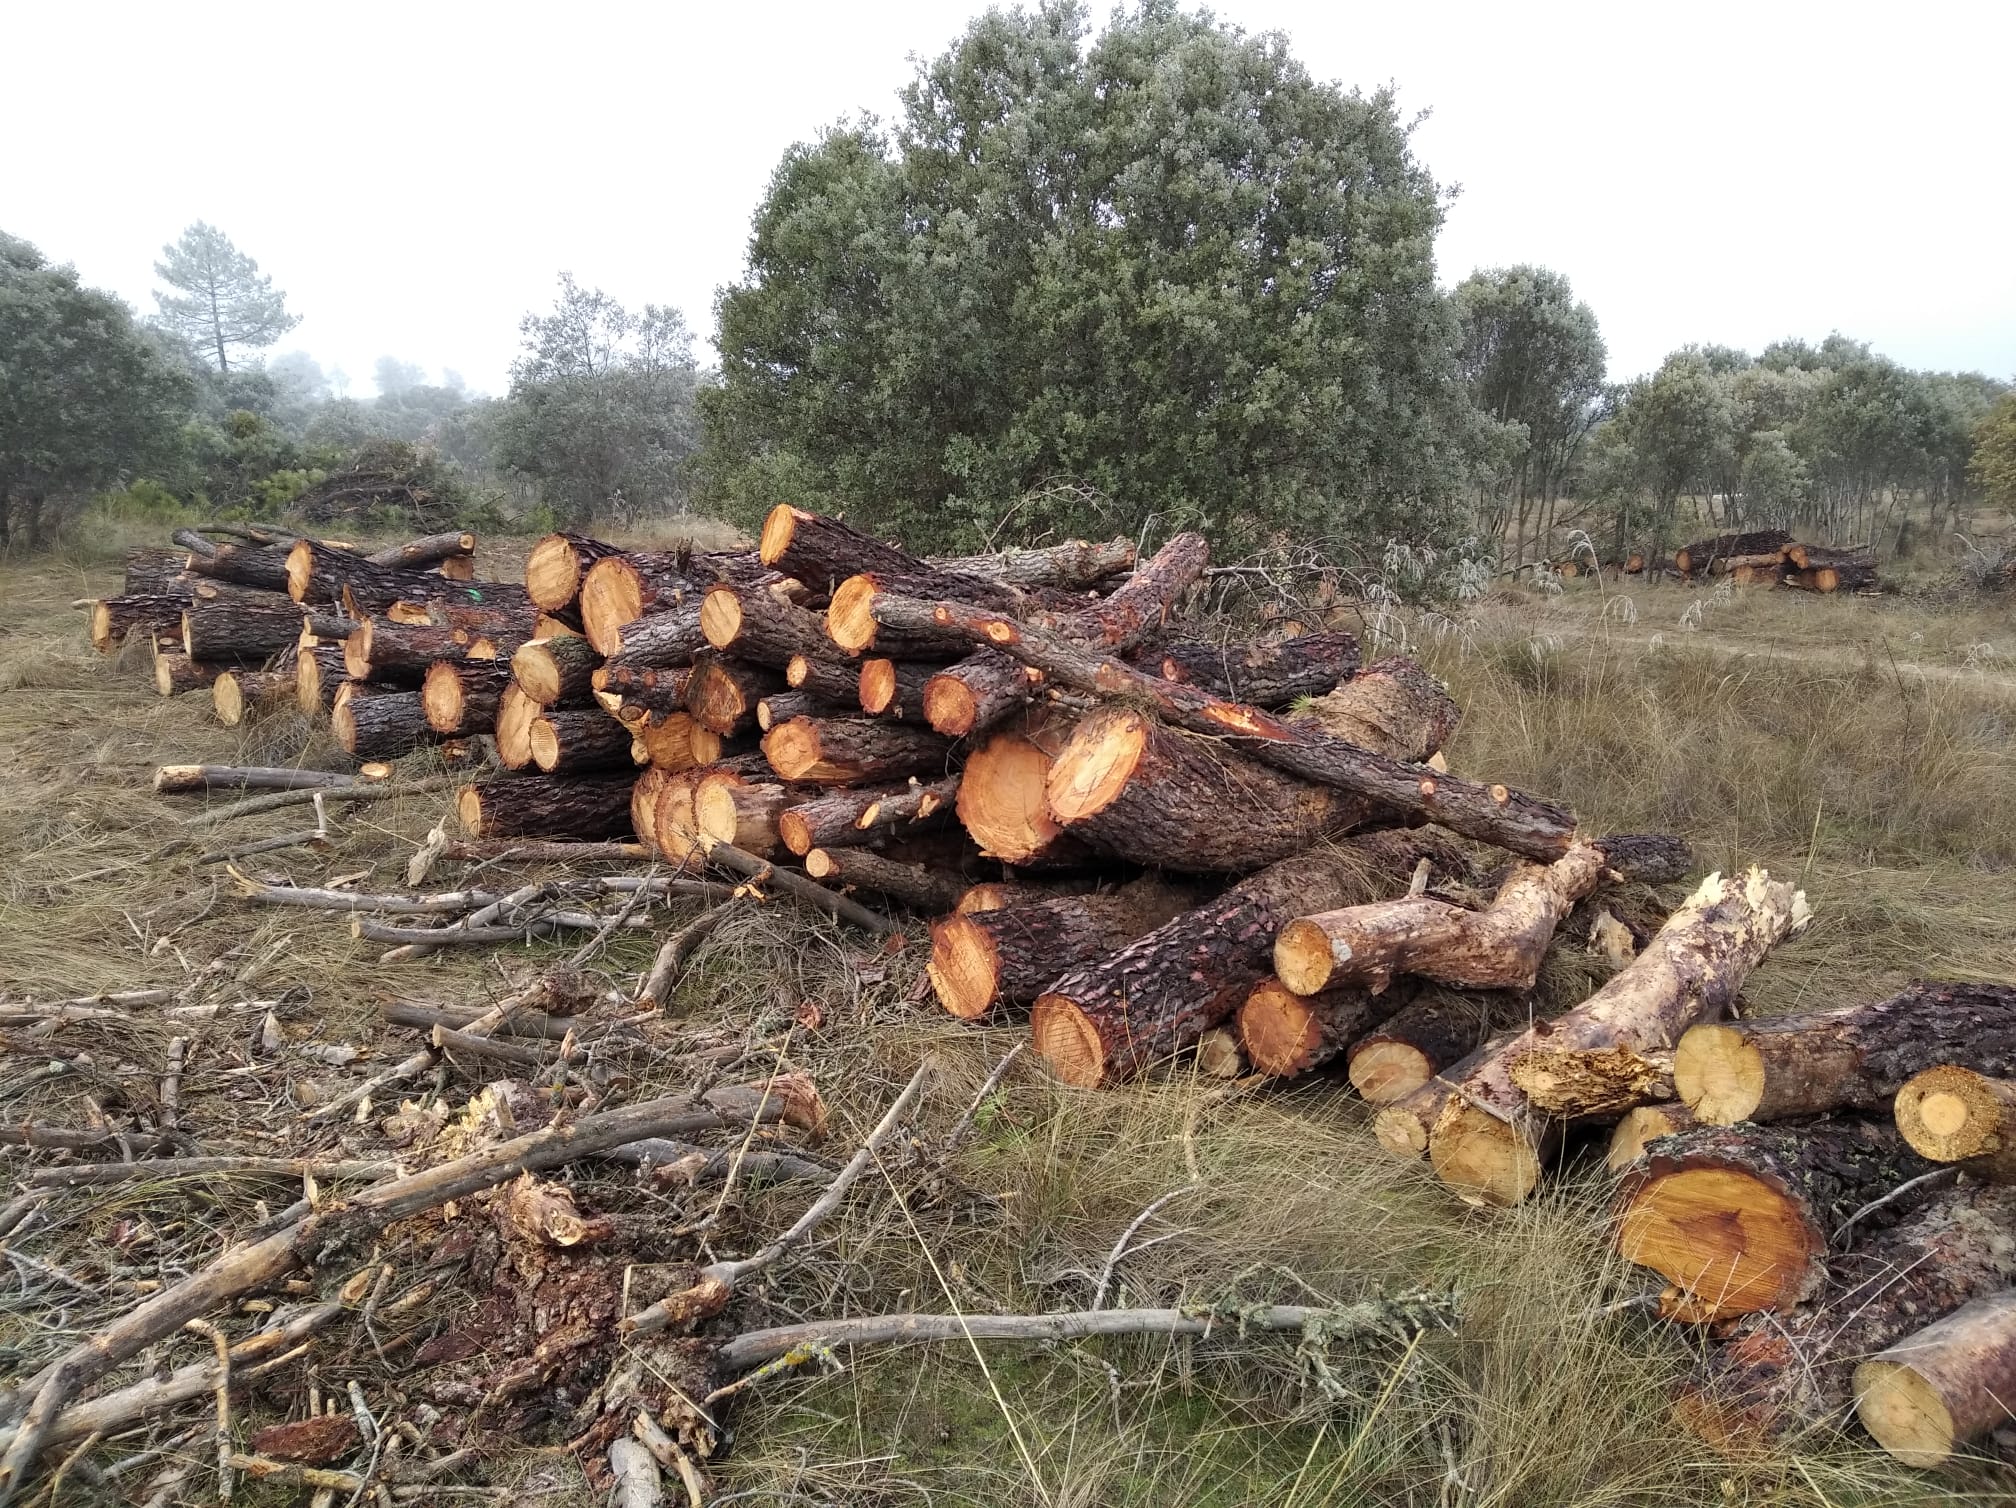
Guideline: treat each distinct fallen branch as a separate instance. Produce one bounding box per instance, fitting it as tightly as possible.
[27,1157,399,1189]
[637,900,742,1008]
[185,777,458,827]
[701,840,900,936]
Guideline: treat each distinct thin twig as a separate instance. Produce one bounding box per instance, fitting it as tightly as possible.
[182,1321,233,1503]
[1833,1166,1958,1246]
[1092,1186,1198,1310]
[637,900,741,1007]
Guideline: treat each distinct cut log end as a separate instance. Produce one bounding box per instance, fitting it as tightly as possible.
[1895,1066,2016,1164]
[1615,1167,1818,1319]
[1347,1041,1434,1104]
[922,673,980,736]
[956,729,1068,864]
[213,672,248,727]
[524,534,586,610]
[1032,995,1105,1088]
[1272,917,1340,996]
[1606,1103,1700,1173]
[926,917,999,1021]
[455,785,484,835]
[825,574,880,654]
[699,586,742,649]
[1672,1023,1765,1124]
[1372,1102,1434,1160]
[758,504,801,566]
[1427,1102,1543,1208]
[1852,1361,1956,1467]
[1044,710,1147,824]
[858,658,898,715]
[1236,980,1330,1078]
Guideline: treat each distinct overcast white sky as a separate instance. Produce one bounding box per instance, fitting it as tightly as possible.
[9,1,2012,397]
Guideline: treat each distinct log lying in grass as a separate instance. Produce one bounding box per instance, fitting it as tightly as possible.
[1031,830,1470,1087]
[342,619,469,684]
[803,847,969,913]
[1895,1067,2016,1181]
[1613,1117,1930,1323]
[928,882,1197,1020]
[531,710,634,774]
[954,713,1089,868]
[687,655,784,737]
[922,650,1035,737]
[122,546,191,595]
[154,651,228,697]
[422,660,511,736]
[762,717,951,786]
[1237,978,1388,1078]
[524,531,623,611]
[154,765,385,795]
[1371,1038,1506,1161]
[1424,867,1810,1207]
[457,773,637,840]
[182,597,305,661]
[1156,632,1360,708]
[1046,705,1378,873]
[212,669,296,727]
[1854,1288,2016,1466]
[1675,1184,2016,1453]
[701,582,839,669]
[1347,989,1500,1104]
[511,634,602,707]
[1674,982,2016,1126]
[331,686,438,761]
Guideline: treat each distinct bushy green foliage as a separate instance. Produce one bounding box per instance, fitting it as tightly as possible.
[701,0,1472,557]
[1971,393,2016,511]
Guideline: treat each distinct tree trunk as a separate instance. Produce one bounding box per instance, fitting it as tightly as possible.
[211,669,296,727]
[154,652,228,697]
[687,654,785,737]
[1155,632,1360,708]
[1894,1066,2016,1182]
[1032,531,1211,650]
[90,595,190,653]
[1614,1118,1931,1323]
[1276,841,1606,995]
[295,645,348,714]
[1046,704,1378,873]
[1347,989,1502,1104]
[776,776,960,856]
[803,847,969,912]
[1289,656,1460,760]
[699,582,839,669]
[756,691,843,732]
[1855,1289,2016,1465]
[511,634,602,707]
[122,547,191,595]
[928,882,1198,1020]
[1675,1184,2016,1453]
[922,650,1035,737]
[954,713,1091,869]
[1237,978,1389,1078]
[331,687,440,761]
[421,659,511,736]
[1426,868,1811,1207]
[1030,830,1471,1087]
[457,774,637,841]
[186,541,293,593]
[182,597,305,661]
[342,619,470,684]
[524,532,622,611]
[1674,982,2016,1126]
[828,570,1023,656]
[759,504,929,590]
[579,552,704,655]
[931,537,1136,589]
[1606,1102,1701,1173]
[761,717,952,786]
[589,595,705,664]
[857,658,936,722]
[531,711,633,774]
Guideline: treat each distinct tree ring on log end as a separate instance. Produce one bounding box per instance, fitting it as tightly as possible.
[1044,710,1149,824]
[1372,1103,1432,1159]
[825,575,880,654]
[1895,1065,2007,1162]
[1428,1101,1542,1208]
[1032,995,1103,1087]
[1348,1042,1432,1104]
[926,917,998,1020]
[699,586,742,649]
[1853,1363,1954,1467]
[1673,1024,1765,1124]
[956,731,1067,864]
[859,659,898,714]
[1236,982,1323,1077]
[758,504,800,565]
[1273,918,1342,995]
[1615,1166,1815,1318]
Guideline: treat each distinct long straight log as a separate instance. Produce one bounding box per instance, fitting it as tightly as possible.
[185,541,293,594]
[803,847,968,913]
[154,765,382,796]
[122,547,191,596]
[331,687,440,761]
[930,537,1136,590]
[785,653,862,704]
[758,505,929,591]
[600,597,706,665]
[928,882,1198,1020]
[1155,632,1360,708]
[294,646,348,714]
[457,774,636,840]
[1855,1289,2016,1465]
[761,717,952,786]
[154,652,229,697]
[365,530,477,573]
[182,597,305,661]
[757,690,842,732]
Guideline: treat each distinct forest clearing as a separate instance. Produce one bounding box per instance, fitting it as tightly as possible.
[0,514,2012,1507]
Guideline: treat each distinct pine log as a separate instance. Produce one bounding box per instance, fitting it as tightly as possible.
[531,711,634,774]
[154,765,383,795]
[687,654,785,737]
[828,570,1022,657]
[1674,1184,2016,1453]
[1290,657,1459,760]
[331,687,439,761]
[1674,529,1793,578]
[757,691,842,732]
[457,773,636,841]
[1586,832,1694,885]
[595,663,693,725]
[932,537,1136,589]
[154,652,228,697]
[295,645,347,714]
[366,531,477,574]
[1613,1118,1930,1323]
[580,552,704,656]
[1046,704,1376,873]
[1031,829,1471,1087]
[928,882,1199,1020]
[1784,554,1879,593]
[922,650,1037,738]
[1156,632,1360,708]
[342,619,469,684]
[954,714,1090,868]
[1606,1103,1702,1173]
[598,597,705,665]
[1371,1040,1504,1161]
[786,652,866,704]
[955,878,1101,914]
[1507,1045,1677,1119]
[631,711,715,773]
[187,540,293,593]
[858,658,936,721]
[495,683,541,770]
[1855,1288,2016,1465]
[285,540,415,610]
[630,768,675,850]
[511,634,602,707]
[652,755,771,866]
[1425,868,1811,1207]
[212,669,296,727]
[90,594,190,653]
[1674,982,2016,1126]
[776,776,959,856]
[804,847,968,912]
[700,582,839,669]
[122,547,190,595]
[420,593,540,640]
[1031,531,1210,650]
[422,659,512,736]
[761,717,952,786]
[1277,841,1606,995]
[862,592,1578,861]
[758,505,930,590]
[1347,989,1501,1104]
[1894,1067,2016,1182]
[524,532,623,611]
[694,774,794,856]
[1237,978,1389,1078]
[182,597,306,661]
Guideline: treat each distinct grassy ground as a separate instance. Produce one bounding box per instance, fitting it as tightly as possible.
[1,531,2012,1506]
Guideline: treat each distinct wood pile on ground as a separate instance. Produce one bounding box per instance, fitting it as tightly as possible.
[43,505,2012,1499]
[1616,528,1881,592]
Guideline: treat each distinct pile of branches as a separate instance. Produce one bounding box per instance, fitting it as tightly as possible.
[291,442,479,534]
[1619,528,1880,593]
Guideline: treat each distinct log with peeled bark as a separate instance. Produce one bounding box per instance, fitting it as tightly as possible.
[700,582,840,669]
[494,683,542,770]
[182,596,306,661]
[1673,1183,2016,1454]
[90,594,191,653]
[1237,978,1389,1078]
[787,652,867,704]
[154,764,386,795]
[858,658,936,721]
[422,659,512,736]
[511,633,602,707]
[762,716,952,786]
[531,710,635,774]
[366,530,477,573]
[776,776,958,855]
[122,546,189,595]
[1290,657,1459,760]
[1894,1066,2016,1182]
[1425,867,1811,1207]
[524,531,623,611]
[695,773,795,855]
[863,591,1579,861]
[1507,1044,1676,1119]
[1031,829,1473,1087]
[186,540,294,594]
[1854,1288,2016,1466]
[928,881,1198,1021]
[154,652,228,697]
[931,537,1137,590]
[1155,632,1360,708]
[580,551,704,655]
[758,504,931,590]
[1347,989,1501,1104]
[212,668,296,727]
[331,686,439,761]
[687,654,784,737]
[803,847,968,912]
[342,619,469,684]
[1606,1102,1702,1173]
[1673,982,2016,1127]
[922,650,1036,738]
[1276,841,1606,995]
[457,773,637,840]
[756,690,841,732]
[294,645,348,715]
[1673,529,1793,577]
[1613,1117,1931,1323]
[1045,704,1379,873]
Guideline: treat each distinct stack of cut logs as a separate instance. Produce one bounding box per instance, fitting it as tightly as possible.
[1619,527,1879,592]
[90,508,2010,1470]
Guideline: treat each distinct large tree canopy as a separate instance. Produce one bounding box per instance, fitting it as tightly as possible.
[701,0,1471,554]
[153,221,299,373]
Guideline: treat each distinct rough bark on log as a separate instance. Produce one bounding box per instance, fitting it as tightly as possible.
[1237,978,1389,1078]
[1606,1102,1702,1173]
[154,652,228,697]
[1347,989,1502,1104]
[294,645,348,714]
[828,570,1022,657]
[954,713,1089,868]
[457,773,637,840]
[1046,704,1376,873]
[531,710,635,774]
[419,593,539,639]
[1426,867,1811,1207]
[1674,529,1793,577]
[342,619,468,684]
[756,690,842,732]
[1894,1067,2016,1182]
[422,659,512,735]
[598,601,706,668]
[922,650,1036,738]
[1031,830,1472,1087]
[580,552,704,656]
[1289,656,1459,760]
[122,547,189,596]
[955,878,1100,914]
[524,532,623,611]
[1277,841,1606,995]
[687,654,785,737]
[761,716,952,786]
[928,881,1197,1020]
[1585,832,1694,885]
[90,595,190,653]
[1030,531,1210,650]
[864,592,1579,861]
[700,582,840,669]
[694,774,795,856]
[785,652,862,704]
[186,541,293,594]
[803,847,968,912]
[1156,632,1360,708]
[331,686,440,761]
[212,669,297,727]
[858,658,937,722]
[1613,1117,1931,1322]
[776,777,955,855]
[182,597,306,661]
[598,664,694,727]
[1673,1184,2016,1453]
[1854,1288,2016,1466]
[758,505,928,590]
[366,530,477,573]
[512,633,602,707]
[931,537,1136,589]
[1675,982,2016,1126]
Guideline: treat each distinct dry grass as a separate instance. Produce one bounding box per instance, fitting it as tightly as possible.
[1,540,2012,1505]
